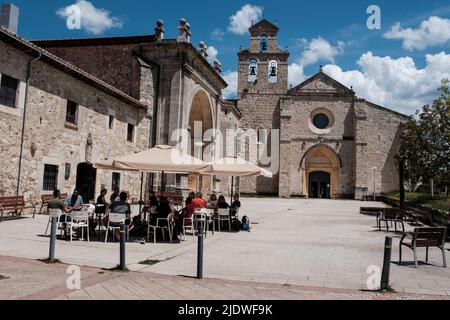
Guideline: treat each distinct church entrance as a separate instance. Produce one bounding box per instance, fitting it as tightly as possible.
[302,145,341,199]
[309,171,331,199]
[76,163,97,203]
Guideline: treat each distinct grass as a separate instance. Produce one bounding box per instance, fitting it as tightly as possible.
[384,191,450,212]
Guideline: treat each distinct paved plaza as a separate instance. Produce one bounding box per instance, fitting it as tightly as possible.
[0,198,449,299]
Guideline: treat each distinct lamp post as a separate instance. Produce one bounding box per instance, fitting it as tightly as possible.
[373,167,377,201]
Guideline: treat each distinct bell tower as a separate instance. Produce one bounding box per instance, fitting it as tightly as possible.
[237,19,289,96]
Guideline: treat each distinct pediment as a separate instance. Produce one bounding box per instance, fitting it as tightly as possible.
[249,19,279,32]
[289,71,355,97]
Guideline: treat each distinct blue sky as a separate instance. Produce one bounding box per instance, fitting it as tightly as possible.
[8,0,450,114]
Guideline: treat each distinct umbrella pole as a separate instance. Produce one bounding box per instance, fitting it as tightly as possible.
[139,172,144,215]
[231,176,234,205]
[160,171,165,198]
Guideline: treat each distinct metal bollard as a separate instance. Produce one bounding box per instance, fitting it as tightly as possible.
[49,216,57,262]
[120,223,126,272]
[197,225,204,279]
[381,237,393,290]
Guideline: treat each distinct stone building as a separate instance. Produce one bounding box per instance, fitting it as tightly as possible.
[0,13,237,202]
[237,19,409,199]
[0,26,150,202]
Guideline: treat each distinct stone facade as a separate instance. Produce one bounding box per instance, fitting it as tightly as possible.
[236,20,409,199]
[0,31,150,203]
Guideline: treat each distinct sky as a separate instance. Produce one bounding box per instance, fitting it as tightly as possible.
[7,0,450,115]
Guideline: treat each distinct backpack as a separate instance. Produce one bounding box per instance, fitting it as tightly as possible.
[241,216,250,231]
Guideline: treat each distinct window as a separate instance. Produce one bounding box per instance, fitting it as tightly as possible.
[248,60,258,82]
[313,113,330,130]
[127,124,135,142]
[65,100,78,125]
[112,172,121,190]
[268,60,278,84]
[109,115,114,129]
[43,164,59,191]
[0,74,18,108]
[260,36,268,52]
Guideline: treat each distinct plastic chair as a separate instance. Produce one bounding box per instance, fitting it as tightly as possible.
[105,213,129,243]
[217,208,231,232]
[148,213,174,243]
[69,212,90,242]
[201,208,215,235]
[45,209,63,236]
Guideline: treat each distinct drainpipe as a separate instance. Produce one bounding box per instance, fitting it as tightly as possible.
[16,50,42,199]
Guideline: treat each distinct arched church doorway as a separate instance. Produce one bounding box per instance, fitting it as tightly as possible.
[302,145,341,199]
[76,163,97,203]
[309,171,331,199]
[188,90,213,192]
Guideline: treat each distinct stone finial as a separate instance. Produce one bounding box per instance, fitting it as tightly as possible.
[177,18,191,43]
[198,41,208,58]
[155,19,165,40]
[213,59,222,74]
[319,65,323,72]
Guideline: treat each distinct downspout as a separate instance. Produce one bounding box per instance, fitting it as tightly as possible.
[16,50,42,198]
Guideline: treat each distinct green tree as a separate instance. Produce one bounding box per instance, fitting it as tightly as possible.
[399,79,450,193]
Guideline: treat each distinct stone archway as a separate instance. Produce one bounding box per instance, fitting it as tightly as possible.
[302,145,340,199]
[188,90,214,193]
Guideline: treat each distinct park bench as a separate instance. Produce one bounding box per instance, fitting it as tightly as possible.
[377,208,405,232]
[39,193,68,214]
[399,227,447,268]
[0,196,36,222]
[360,207,385,216]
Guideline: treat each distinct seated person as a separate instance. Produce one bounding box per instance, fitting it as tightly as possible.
[107,192,132,241]
[64,189,83,213]
[96,189,109,214]
[231,194,241,217]
[217,195,230,209]
[182,197,196,226]
[110,187,120,203]
[149,197,172,227]
[192,192,206,209]
[207,194,218,209]
[48,189,65,212]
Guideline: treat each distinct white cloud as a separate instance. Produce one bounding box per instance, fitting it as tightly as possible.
[323,51,450,115]
[228,4,263,35]
[57,0,123,35]
[207,46,218,62]
[222,71,238,99]
[211,28,225,41]
[288,37,344,87]
[384,16,450,51]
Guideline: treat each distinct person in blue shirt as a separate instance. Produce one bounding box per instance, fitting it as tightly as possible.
[64,189,83,213]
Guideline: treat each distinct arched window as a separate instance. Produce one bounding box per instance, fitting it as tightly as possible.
[248,59,258,82]
[260,36,268,52]
[268,60,278,84]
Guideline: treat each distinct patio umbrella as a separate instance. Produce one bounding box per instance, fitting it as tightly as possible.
[94,145,211,203]
[199,156,273,203]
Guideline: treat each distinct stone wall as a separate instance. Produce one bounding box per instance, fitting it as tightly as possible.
[0,41,150,203]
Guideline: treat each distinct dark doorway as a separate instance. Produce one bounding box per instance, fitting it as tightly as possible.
[76,163,97,203]
[309,171,331,199]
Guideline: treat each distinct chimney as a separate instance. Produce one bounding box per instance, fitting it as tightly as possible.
[0,3,19,34]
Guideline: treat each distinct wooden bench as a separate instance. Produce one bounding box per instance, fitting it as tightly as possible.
[39,193,68,214]
[399,227,447,268]
[0,196,36,222]
[377,208,405,232]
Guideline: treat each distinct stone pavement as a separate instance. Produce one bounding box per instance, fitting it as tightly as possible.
[0,256,448,300]
[0,198,449,297]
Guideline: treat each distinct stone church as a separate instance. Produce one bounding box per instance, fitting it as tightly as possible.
[0,4,408,202]
[237,19,409,199]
